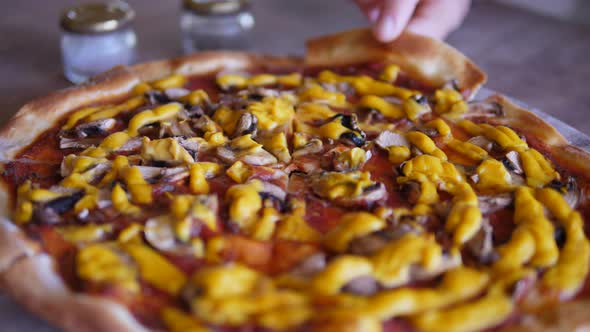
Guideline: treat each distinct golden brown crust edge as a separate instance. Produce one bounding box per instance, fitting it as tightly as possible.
[1,254,149,332]
[305,28,487,99]
[489,94,590,177]
[0,52,300,332]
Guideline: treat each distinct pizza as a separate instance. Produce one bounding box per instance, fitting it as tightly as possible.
[0,28,589,332]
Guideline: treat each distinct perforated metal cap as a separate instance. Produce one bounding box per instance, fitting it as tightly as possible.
[183,0,250,15]
[60,1,135,34]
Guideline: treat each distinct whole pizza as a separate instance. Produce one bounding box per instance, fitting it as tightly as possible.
[0,29,589,332]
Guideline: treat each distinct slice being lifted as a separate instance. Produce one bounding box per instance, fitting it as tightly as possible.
[0,28,589,332]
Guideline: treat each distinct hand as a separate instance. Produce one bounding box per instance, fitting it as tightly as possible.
[355,0,471,42]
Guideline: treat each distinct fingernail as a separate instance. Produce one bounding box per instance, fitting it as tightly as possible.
[377,16,396,42]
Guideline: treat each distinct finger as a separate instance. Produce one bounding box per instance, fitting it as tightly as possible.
[374,0,419,42]
[407,0,471,39]
[354,0,381,23]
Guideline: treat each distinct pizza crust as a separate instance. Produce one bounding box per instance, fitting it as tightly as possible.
[305,28,487,99]
[487,94,590,177]
[1,254,148,332]
[0,31,588,332]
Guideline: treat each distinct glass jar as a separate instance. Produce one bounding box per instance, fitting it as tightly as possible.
[60,2,137,84]
[181,0,255,54]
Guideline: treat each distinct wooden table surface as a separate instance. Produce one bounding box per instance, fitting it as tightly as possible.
[0,1,589,331]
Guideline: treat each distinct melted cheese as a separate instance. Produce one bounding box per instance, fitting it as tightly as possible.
[141,137,194,164]
[189,162,221,194]
[127,103,182,136]
[123,243,187,295]
[406,131,447,160]
[536,188,590,296]
[58,224,112,243]
[315,171,376,200]
[275,199,321,242]
[86,96,145,122]
[226,180,263,229]
[358,95,404,119]
[433,88,467,115]
[77,243,139,292]
[248,97,295,130]
[152,74,187,90]
[495,187,558,271]
[161,307,209,332]
[475,159,511,191]
[324,212,385,252]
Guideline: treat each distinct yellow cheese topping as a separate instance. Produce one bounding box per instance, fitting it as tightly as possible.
[161,307,209,332]
[87,96,145,122]
[324,212,385,252]
[171,194,218,237]
[152,74,187,90]
[226,180,263,229]
[314,171,376,200]
[275,199,321,242]
[57,224,112,243]
[141,137,195,164]
[248,97,295,131]
[123,243,187,295]
[358,95,404,119]
[127,102,182,136]
[18,67,590,332]
[77,243,139,292]
[189,162,221,194]
[495,187,558,271]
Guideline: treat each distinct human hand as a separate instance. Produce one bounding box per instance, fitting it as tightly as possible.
[354,0,471,42]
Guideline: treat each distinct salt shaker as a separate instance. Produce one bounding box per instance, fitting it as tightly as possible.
[181,0,255,53]
[60,2,137,84]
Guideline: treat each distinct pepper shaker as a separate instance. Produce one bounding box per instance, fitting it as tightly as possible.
[181,0,255,53]
[60,1,137,84]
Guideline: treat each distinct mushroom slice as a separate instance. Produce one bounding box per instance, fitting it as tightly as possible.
[145,90,172,105]
[466,100,504,118]
[400,181,422,205]
[311,171,387,207]
[466,218,495,264]
[74,118,116,138]
[136,166,189,182]
[548,176,580,209]
[238,86,281,100]
[339,183,387,207]
[145,215,193,255]
[291,253,326,277]
[33,191,85,224]
[343,276,378,296]
[374,130,409,149]
[478,193,513,215]
[467,136,495,152]
[159,120,197,138]
[409,251,461,282]
[261,182,287,202]
[59,137,102,149]
[233,112,258,137]
[333,148,372,172]
[503,151,524,174]
[216,135,277,166]
[162,167,190,182]
[348,223,423,256]
[116,137,143,152]
[292,139,323,158]
[164,88,190,100]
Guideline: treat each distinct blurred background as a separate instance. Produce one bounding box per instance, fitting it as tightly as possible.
[1,0,589,132]
[0,0,589,331]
